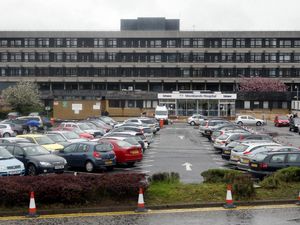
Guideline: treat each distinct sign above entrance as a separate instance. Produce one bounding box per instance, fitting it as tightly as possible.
[158,91,236,100]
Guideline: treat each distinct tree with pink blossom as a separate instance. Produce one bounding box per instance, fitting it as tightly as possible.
[238,77,288,92]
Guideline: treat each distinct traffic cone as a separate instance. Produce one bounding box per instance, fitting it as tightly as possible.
[135,187,148,213]
[223,184,236,209]
[296,191,300,205]
[26,191,39,217]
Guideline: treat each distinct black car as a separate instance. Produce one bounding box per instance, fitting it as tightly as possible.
[55,142,116,172]
[289,117,300,132]
[248,151,300,178]
[0,143,67,176]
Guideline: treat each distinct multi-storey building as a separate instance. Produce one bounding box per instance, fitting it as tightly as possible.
[0,17,298,116]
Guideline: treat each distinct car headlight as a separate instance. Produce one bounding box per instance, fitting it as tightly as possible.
[0,165,6,170]
[63,159,67,165]
[40,162,52,167]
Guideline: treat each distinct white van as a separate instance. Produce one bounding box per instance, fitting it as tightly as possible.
[155,106,168,124]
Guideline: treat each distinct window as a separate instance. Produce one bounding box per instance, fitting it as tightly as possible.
[294,40,300,47]
[0,39,8,47]
[167,40,176,48]
[77,144,89,152]
[270,154,285,163]
[10,53,22,62]
[250,53,262,62]
[265,53,277,62]
[54,53,63,62]
[37,38,49,47]
[65,53,77,62]
[182,38,190,47]
[222,39,233,48]
[66,38,77,48]
[279,39,291,48]
[148,40,161,48]
[94,38,105,47]
[235,39,245,48]
[107,53,116,62]
[127,100,135,108]
[54,38,64,47]
[193,53,204,62]
[244,101,250,109]
[287,154,300,163]
[107,39,117,47]
[24,38,36,47]
[14,146,24,156]
[94,53,105,62]
[24,53,35,62]
[109,100,120,108]
[282,101,288,109]
[192,38,204,48]
[250,39,262,47]
[10,39,22,47]
[265,39,277,48]
[64,144,77,153]
[235,53,245,62]
[263,101,269,109]
[1,53,8,62]
[37,53,49,62]
[279,53,291,62]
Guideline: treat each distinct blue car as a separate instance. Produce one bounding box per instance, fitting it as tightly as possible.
[0,146,25,176]
[55,142,116,172]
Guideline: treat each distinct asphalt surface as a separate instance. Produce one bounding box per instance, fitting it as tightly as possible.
[1,205,300,225]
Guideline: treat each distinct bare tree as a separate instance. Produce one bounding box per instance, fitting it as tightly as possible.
[238,77,287,92]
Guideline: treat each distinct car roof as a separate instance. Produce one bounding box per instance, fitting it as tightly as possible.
[0,142,39,147]
[17,134,44,138]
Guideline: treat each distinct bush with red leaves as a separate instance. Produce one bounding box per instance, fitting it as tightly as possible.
[0,173,147,207]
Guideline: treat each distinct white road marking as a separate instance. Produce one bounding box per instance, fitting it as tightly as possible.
[182,162,192,171]
[178,135,184,140]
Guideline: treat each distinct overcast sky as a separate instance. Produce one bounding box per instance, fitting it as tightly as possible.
[1,0,300,31]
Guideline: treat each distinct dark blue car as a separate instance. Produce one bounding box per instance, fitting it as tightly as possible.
[55,142,116,172]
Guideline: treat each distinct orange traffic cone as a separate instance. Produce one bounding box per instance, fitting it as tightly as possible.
[26,191,39,217]
[135,187,148,212]
[223,184,236,209]
[296,191,300,205]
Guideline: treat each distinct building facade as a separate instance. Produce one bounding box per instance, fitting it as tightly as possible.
[0,17,299,115]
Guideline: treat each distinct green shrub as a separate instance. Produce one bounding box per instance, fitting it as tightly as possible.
[201,169,242,183]
[149,172,180,183]
[260,167,300,189]
[232,174,255,200]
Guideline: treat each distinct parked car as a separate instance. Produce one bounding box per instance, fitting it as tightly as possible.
[99,138,143,166]
[0,137,30,144]
[289,117,300,132]
[0,124,16,137]
[17,116,52,131]
[0,121,24,135]
[238,145,300,171]
[0,143,67,176]
[56,127,94,140]
[17,134,64,152]
[98,116,118,127]
[55,142,116,172]
[235,115,264,126]
[0,146,25,176]
[187,114,206,126]
[199,119,229,137]
[47,131,86,143]
[248,151,300,178]
[213,131,251,151]
[7,112,20,119]
[274,115,290,127]
[58,122,103,137]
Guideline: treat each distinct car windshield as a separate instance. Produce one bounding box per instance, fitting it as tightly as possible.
[227,141,239,148]
[218,134,229,140]
[278,116,288,120]
[35,136,55,145]
[233,144,249,152]
[0,147,14,159]
[48,134,65,142]
[95,143,113,152]
[156,111,168,116]
[141,120,154,124]
[253,152,267,161]
[86,123,97,129]
[23,145,50,156]
[101,117,115,123]
[78,124,91,130]
[116,140,132,148]
[64,132,80,139]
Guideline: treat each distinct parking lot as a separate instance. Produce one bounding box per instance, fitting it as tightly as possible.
[107,121,300,183]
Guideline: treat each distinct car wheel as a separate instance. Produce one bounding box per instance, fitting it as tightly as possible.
[27,164,37,176]
[190,121,196,126]
[127,162,135,167]
[289,127,292,131]
[256,121,262,126]
[85,161,94,172]
[2,132,10,137]
[237,121,243,126]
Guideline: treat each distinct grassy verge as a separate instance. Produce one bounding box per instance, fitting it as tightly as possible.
[146,181,300,205]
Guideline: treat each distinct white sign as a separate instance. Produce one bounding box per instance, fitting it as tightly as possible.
[72,104,82,114]
[178,135,184,140]
[158,92,236,100]
[93,102,101,110]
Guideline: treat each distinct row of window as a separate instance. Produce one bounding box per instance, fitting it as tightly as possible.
[1,67,300,77]
[1,38,300,48]
[242,100,288,109]
[1,52,300,63]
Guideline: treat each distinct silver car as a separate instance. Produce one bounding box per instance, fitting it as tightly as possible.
[0,124,16,137]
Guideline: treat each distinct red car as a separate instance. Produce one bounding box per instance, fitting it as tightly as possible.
[274,115,290,127]
[54,127,94,140]
[99,138,143,166]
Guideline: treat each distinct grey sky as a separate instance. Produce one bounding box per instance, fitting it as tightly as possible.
[1,0,300,31]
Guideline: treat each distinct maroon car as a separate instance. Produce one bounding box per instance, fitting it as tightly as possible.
[274,115,290,127]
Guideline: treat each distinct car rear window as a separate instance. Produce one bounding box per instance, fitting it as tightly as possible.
[218,134,229,140]
[95,143,113,152]
[116,140,132,148]
[278,116,288,120]
[253,152,267,161]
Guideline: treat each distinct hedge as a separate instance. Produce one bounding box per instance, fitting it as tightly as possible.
[0,173,147,207]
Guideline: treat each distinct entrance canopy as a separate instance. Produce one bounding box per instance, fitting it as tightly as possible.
[158,91,237,117]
